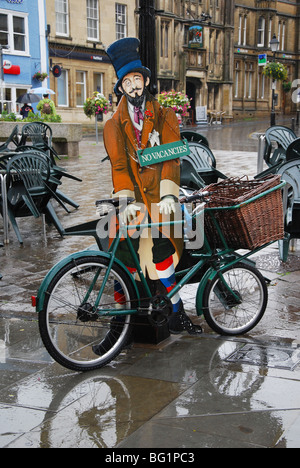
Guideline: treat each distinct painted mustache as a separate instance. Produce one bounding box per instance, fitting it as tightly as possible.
[128,87,142,94]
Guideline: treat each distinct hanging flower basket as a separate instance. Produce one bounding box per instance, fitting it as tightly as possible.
[33,72,49,82]
[158,90,191,117]
[262,62,288,82]
[282,81,292,93]
[83,92,110,119]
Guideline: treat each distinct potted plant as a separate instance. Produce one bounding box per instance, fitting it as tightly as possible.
[83,92,110,119]
[158,90,191,123]
[33,71,49,82]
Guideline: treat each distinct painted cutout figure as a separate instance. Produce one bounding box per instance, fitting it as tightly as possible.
[94,38,201,355]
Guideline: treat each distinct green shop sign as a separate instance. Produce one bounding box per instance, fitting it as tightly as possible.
[137,139,190,167]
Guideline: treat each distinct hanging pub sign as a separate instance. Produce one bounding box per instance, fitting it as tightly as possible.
[188,25,203,49]
[52,65,62,78]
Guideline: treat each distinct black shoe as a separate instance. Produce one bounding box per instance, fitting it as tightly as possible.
[168,302,202,336]
[93,317,125,356]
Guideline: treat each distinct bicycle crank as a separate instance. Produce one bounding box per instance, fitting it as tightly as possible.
[147,295,173,327]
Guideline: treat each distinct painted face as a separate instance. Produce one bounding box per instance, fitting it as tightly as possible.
[120,72,145,98]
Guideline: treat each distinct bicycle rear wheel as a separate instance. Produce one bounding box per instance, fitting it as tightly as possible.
[39,255,137,372]
[202,262,268,335]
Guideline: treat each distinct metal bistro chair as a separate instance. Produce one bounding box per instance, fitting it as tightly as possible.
[19,122,60,163]
[264,126,297,168]
[181,142,227,186]
[0,151,18,171]
[0,125,20,153]
[15,146,81,212]
[180,158,206,191]
[2,152,65,244]
[180,130,209,147]
[275,159,300,261]
[286,138,300,162]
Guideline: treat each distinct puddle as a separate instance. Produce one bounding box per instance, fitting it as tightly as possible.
[225,343,300,370]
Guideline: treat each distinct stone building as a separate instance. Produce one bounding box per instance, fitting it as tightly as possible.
[232,0,299,120]
[45,0,138,123]
[155,0,234,122]
[155,0,299,122]
[45,0,299,123]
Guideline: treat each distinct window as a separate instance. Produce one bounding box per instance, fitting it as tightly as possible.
[55,0,69,36]
[161,21,169,58]
[243,16,247,46]
[238,15,247,46]
[244,62,254,99]
[1,86,29,114]
[257,70,265,99]
[76,71,86,107]
[115,4,126,40]
[234,61,240,98]
[87,0,99,41]
[278,21,285,50]
[277,21,281,47]
[0,10,28,54]
[281,22,285,50]
[268,19,272,46]
[257,16,265,47]
[238,15,242,45]
[94,73,103,93]
[57,70,68,107]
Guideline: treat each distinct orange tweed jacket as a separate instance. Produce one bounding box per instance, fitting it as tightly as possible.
[103,94,183,270]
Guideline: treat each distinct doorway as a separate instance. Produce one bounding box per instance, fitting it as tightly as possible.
[186,80,196,124]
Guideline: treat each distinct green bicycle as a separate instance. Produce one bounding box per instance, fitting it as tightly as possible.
[35,181,284,372]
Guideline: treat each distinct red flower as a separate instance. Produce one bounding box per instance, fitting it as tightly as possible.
[145,109,153,118]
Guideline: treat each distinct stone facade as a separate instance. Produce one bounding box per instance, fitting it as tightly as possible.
[233,0,299,120]
[45,0,299,123]
[45,0,138,124]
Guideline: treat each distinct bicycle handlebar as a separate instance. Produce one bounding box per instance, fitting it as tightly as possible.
[180,191,211,204]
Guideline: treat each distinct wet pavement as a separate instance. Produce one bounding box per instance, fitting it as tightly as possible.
[0,117,300,448]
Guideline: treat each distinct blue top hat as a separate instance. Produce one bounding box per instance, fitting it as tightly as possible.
[106,37,151,95]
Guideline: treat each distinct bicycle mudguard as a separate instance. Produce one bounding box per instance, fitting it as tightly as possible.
[195,267,217,316]
[35,249,140,313]
[195,256,262,316]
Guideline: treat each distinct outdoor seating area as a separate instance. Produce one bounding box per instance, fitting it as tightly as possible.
[1,124,300,263]
[254,125,300,260]
[208,110,226,125]
[180,130,227,189]
[179,127,300,263]
[0,122,81,244]
[263,125,298,168]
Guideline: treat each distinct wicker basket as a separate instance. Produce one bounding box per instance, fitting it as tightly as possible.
[199,175,284,250]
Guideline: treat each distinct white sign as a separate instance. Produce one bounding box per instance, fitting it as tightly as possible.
[196,106,207,122]
[3,60,12,70]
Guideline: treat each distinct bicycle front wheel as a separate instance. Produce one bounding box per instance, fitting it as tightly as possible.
[39,255,137,372]
[202,262,268,336]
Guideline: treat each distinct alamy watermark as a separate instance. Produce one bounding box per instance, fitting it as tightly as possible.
[292,79,300,104]
[96,200,205,250]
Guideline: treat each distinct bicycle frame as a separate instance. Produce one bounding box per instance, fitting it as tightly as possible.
[79,181,286,318]
[35,181,285,318]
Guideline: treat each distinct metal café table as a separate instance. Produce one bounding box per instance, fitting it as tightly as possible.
[0,171,9,244]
